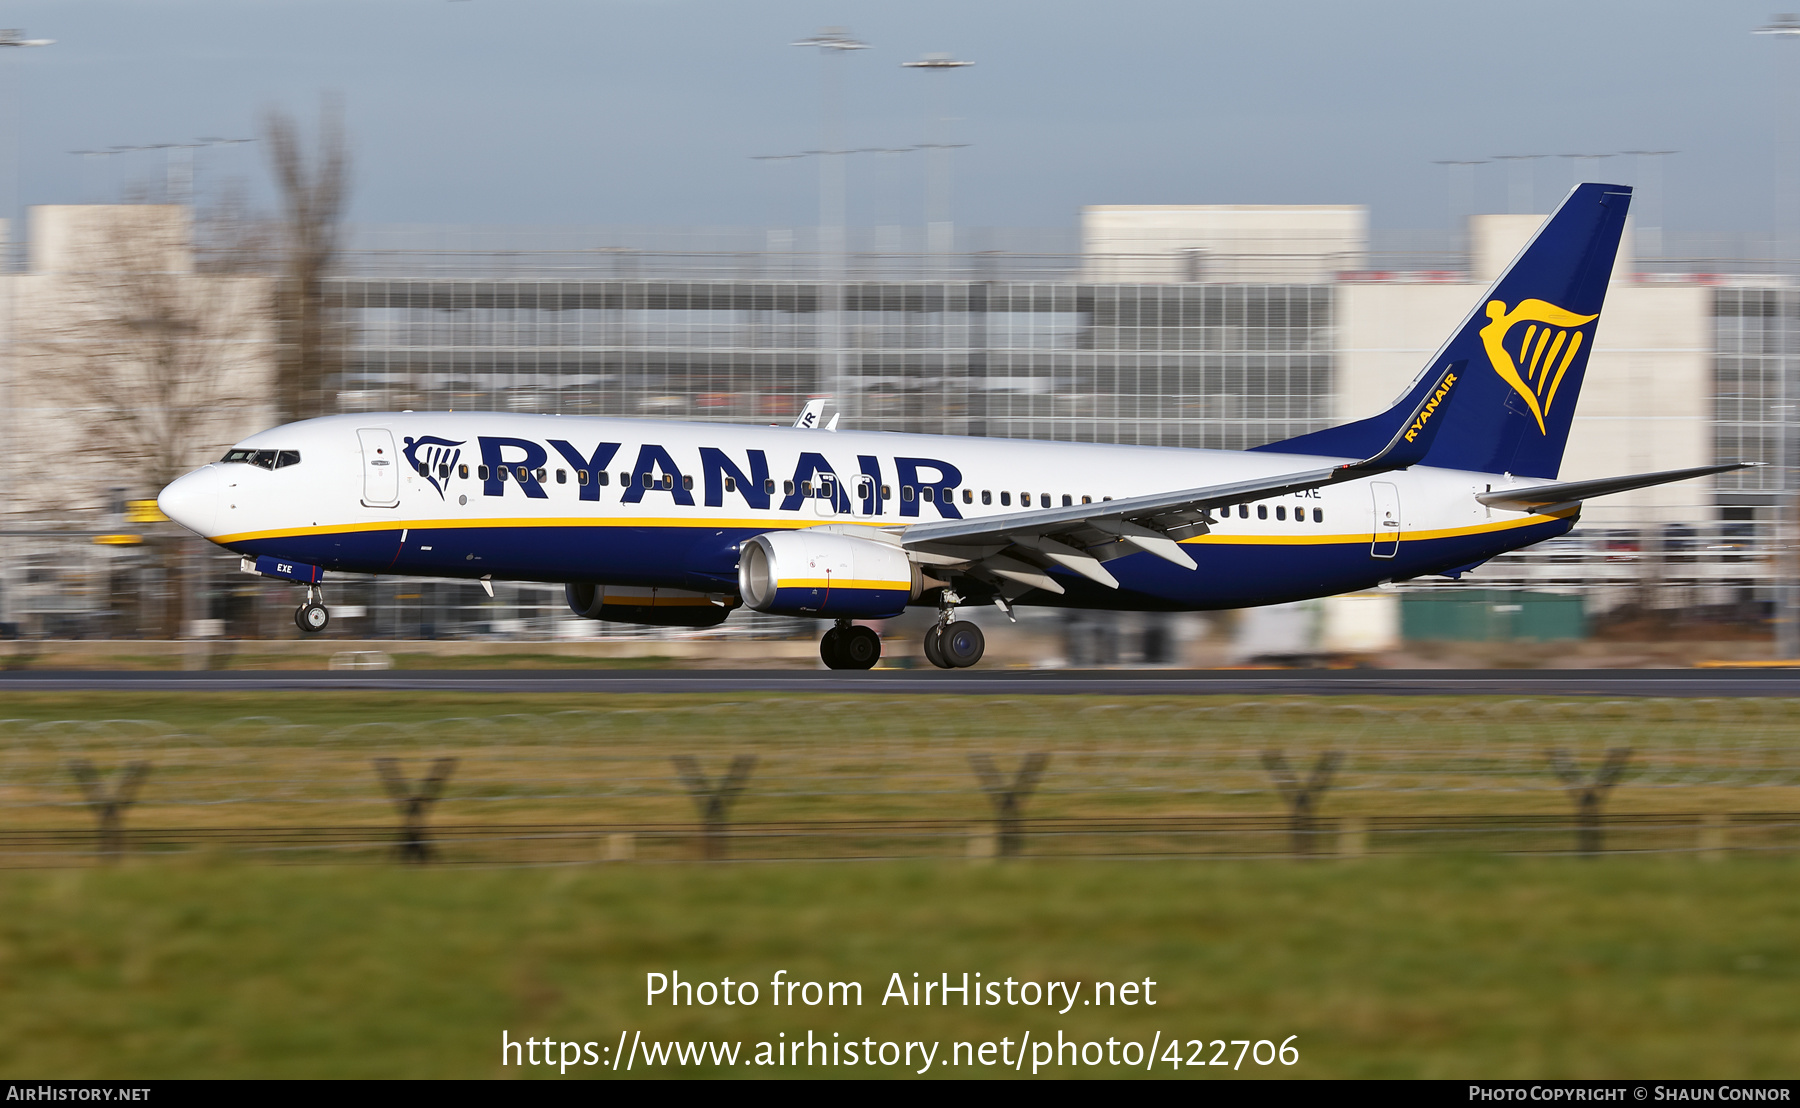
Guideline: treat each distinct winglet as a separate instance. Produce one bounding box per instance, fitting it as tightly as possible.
[1333,361,1464,479]
[793,399,827,430]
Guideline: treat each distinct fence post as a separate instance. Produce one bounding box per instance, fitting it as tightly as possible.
[1545,746,1631,857]
[968,753,1050,858]
[672,755,756,860]
[1698,813,1728,862]
[373,757,459,864]
[68,759,151,862]
[1261,750,1342,856]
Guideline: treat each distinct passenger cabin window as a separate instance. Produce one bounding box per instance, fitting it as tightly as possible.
[438,464,450,479]
[764,478,776,494]
[682,475,694,491]
[1257,505,1267,519]
[459,464,469,480]
[902,486,915,502]
[963,489,973,505]
[596,471,608,486]
[800,480,813,497]
[1062,494,1073,507]
[1001,492,1012,506]
[1040,493,1051,508]
[662,474,674,490]
[1082,495,1092,504]
[881,484,891,499]
[922,487,935,503]
[534,468,547,483]
[724,476,737,493]
[515,466,528,482]
[982,490,992,505]
[784,480,795,496]
[1276,506,1286,521]
[618,472,629,487]
[1313,508,1324,523]
[556,469,567,484]
[478,465,491,480]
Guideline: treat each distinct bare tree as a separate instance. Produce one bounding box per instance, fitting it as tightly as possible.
[28,210,266,497]
[23,207,272,633]
[264,98,350,422]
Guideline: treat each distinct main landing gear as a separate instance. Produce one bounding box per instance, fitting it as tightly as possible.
[820,620,881,670]
[922,590,984,670]
[294,585,329,634]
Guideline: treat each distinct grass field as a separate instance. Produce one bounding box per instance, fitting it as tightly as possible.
[0,855,1793,1079]
[0,692,1794,1079]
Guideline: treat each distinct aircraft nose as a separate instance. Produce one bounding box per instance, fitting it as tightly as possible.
[157,467,220,537]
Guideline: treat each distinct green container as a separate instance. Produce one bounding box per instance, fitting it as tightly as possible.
[1400,589,1586,643]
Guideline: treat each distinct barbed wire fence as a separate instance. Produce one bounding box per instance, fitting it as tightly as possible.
[1,698,1799,865]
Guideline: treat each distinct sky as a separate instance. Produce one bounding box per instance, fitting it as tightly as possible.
[1,0,1794,233]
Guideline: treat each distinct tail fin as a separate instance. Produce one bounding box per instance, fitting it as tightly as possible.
[1254,182,1632,478]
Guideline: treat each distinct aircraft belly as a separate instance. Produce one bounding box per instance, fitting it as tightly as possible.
[985,516,1572,611]
[226,515,1572,607]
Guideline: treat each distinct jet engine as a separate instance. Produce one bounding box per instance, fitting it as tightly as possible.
[738,530,921,619]
[564,583,737,628]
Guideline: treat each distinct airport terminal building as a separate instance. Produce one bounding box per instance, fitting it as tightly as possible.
[2,204,1792,652]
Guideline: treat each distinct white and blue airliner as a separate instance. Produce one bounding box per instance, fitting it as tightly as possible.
[158,184,1750,669]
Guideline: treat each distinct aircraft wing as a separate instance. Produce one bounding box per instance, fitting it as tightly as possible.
[896,365,1464,593]
[1474,462,1761,513]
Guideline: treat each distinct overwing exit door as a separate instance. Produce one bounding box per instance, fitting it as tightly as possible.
[1370,481,1400,558]
[358,428,400,506]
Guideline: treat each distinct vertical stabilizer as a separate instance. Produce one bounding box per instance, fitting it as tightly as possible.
[1255,183,1632,478]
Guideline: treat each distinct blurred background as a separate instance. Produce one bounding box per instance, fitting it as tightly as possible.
[3,1,1800,669]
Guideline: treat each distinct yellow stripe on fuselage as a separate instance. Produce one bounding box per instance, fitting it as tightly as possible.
[213,509,1571,549]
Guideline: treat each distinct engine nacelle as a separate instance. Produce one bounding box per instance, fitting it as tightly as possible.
[738,530,921,619]
[564,583,737,628]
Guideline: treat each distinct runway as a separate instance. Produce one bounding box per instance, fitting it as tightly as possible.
[4,668,1800,696]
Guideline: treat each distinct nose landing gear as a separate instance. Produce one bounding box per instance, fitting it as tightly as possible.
[923,590,985,669]
[820,620,881,670]
[294,585,330,634]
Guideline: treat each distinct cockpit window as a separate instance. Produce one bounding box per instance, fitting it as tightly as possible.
[220,449,301,470]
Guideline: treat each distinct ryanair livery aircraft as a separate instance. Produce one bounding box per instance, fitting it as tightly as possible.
[158,184,1752,669]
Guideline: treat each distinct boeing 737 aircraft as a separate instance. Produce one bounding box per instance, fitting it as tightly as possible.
[158,183,1751,669]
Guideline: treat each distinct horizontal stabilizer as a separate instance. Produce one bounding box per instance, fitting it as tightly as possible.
[1476,462,1760,512]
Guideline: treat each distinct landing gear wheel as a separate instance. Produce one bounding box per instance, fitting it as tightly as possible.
[940,620,985,668]
[922,624,952,669]
[295,603,329,634]
[819,626,847,669]
[840,625,881,670]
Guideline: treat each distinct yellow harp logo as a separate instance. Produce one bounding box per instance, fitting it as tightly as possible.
[1478,299,1598,435]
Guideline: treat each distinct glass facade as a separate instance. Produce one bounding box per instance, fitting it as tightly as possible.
[331,279,1334,450]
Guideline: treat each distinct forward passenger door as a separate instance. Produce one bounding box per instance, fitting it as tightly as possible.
[358,428,400,507]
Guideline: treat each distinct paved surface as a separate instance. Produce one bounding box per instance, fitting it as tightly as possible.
[4,668,1800,696]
